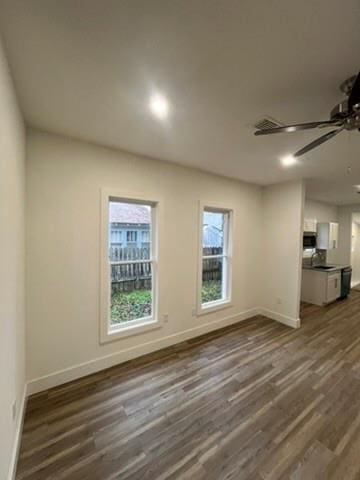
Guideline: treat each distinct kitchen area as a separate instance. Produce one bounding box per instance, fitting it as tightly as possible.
[301,217,352,306]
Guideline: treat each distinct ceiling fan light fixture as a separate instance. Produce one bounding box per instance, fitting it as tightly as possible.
[255,71,360,157]
[149,92,169,119]
[281,155,297,167]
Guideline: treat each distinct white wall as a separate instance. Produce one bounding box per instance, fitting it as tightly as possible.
[0,38,26,480]
[336,204,360,267]
[351,222,360,286]
[26,130,304,392]
[304,198,339,263]
[26,130,266,390]
[262,181,304,324]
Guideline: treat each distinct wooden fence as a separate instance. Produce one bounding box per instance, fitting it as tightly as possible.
[202,247,223,282]
[110,247,151,293]
[110,246,222,294]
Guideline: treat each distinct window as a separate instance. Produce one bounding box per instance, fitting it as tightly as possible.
[126,230,137,243]
[110,228,122,244]
[141,230,150,248]
[142,230,150,243]
[198,205,232,313]
[100,192,159,342]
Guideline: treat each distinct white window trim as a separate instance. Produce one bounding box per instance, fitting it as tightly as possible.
[197,201,233,316]
[100,189,162,344]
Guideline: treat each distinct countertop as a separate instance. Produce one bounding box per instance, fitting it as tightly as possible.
[302,264,350,273]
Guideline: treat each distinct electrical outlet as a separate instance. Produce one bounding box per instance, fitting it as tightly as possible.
[162,313,169,323]
[12,401,17,420]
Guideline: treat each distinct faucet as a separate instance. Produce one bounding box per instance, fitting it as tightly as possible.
[311,251,321,267]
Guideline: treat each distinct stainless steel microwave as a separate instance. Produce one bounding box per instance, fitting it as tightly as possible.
[303,234,317,249]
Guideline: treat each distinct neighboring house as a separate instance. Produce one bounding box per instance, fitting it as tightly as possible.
[109,204,223,251]
[109,205,223,249]
[109,202,151,249]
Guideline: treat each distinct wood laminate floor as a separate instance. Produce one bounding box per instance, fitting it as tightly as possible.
[16,292,360,480]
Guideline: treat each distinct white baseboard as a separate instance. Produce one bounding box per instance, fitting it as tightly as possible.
[7,306,299,479]
[259,308,300,329]
[27,308,261,395]
[7,383,27,480]
[27,307,300,396]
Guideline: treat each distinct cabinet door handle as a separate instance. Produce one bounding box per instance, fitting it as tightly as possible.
[335,278,338,288]
[333,240,336,249]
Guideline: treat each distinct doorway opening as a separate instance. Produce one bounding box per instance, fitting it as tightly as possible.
[351,213,360,289]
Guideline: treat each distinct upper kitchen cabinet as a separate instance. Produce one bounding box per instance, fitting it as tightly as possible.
[317,222,339,250]
[303,219,317,233]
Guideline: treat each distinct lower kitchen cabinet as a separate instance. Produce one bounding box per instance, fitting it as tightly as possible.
[326,272,341,303]
[301,269,341,306]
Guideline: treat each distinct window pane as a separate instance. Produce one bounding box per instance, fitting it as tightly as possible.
[202,257,225,304]
[109,201,151,260]
[127,230,137,242]
[108,200,153,325]
[203,211,226,256]
[142,230,150,242]
[110,262,152,324]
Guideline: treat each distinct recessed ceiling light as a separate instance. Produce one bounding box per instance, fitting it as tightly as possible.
[149,93,169,119]
[281,155,297,167]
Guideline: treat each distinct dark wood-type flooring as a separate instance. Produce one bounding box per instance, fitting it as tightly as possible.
[16,292,360,479]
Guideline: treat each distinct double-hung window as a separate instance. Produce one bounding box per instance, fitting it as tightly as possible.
[126,230,137,243]
[198,205,232,313]
[142,230,150,243]
[100,191,159,342]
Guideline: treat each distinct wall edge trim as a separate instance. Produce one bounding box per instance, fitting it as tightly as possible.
[7,383,27,480]
[27,307,300,396]
[259,308,300,329]
[27,308,261,395]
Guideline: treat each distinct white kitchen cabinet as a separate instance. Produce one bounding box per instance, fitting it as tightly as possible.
[303,218,317,233]
[329,222,339,249]
[326,272,341,303]
[301,269,341,306]
[317,222,339,250]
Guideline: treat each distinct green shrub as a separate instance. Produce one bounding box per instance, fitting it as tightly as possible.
[111,280,222,324]
[201,279,222,303]
[111,289,152,323]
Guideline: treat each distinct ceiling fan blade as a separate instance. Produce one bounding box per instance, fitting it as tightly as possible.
[254,120,339,136]
[348,71,360,111]
[293,127,344,158]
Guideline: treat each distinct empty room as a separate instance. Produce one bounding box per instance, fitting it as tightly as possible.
[1,1,360,479]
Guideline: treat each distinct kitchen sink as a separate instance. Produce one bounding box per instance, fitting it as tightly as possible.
[313,265,335,270]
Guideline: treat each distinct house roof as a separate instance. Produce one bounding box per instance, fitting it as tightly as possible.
[109,202,150,224]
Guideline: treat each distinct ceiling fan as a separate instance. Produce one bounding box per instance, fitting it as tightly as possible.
[254,71,360,157]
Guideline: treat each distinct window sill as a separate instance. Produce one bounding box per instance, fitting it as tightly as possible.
[100,317,162,344]
[197,300,233,317]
